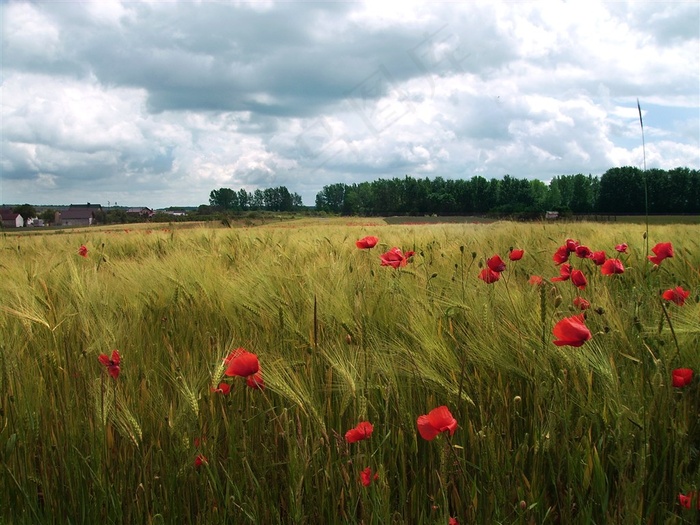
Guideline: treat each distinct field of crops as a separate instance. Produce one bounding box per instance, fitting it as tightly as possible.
[1,218,699,524]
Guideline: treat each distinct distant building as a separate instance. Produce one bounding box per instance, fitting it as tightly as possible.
[126,207,155,218]
[60,204,103,226]
[0,209,24,228]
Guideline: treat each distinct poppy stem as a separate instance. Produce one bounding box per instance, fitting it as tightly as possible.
[456,345,468,421]
[539,282,547,351]
[313,294,318,352]
[96,242,106,272]
[445,434,469,486]
[637,99,650,275]
[659,299,681,362]
[459,246,465,303]
[503,277,524,353]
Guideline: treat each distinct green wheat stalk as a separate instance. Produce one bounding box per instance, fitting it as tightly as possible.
[637,99,649,260]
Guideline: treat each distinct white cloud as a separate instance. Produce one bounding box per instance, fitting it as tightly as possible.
[0,0,698,208]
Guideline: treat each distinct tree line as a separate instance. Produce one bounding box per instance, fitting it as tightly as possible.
[314,166,700,216]
[209,186,303,212]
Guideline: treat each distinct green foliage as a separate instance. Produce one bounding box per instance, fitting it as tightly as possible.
[211,186,303,212]
[38,209,58,226]
[11,204,37,225]
[1,221,699,523]
[314,167,700,216]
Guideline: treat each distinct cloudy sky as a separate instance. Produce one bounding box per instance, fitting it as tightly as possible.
[2,1,699,208]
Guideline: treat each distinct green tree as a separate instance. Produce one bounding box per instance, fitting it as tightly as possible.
[570,174,593,213]
[39,208,58,226]
[315,183,347,213]
[291,193,303,210]
[238,189,250,210]
[598,167,645,213]
[251,190,265,210]
[209,188,239,210]
[470,176,491,213]
[12,204,36,226]
[529,180,548,211]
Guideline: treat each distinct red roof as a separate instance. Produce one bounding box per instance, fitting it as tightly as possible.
[0,210,21,220]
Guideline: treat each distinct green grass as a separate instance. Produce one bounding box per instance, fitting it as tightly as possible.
[1,220,699,524]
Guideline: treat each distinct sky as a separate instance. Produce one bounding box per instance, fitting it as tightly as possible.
[1,1,699,209]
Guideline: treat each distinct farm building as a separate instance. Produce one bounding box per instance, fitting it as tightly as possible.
[60,204,102,226]
[0,209,24,228]
[126,207,155,218]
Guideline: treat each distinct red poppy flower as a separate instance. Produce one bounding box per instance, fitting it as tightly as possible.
[678,491,700,509]
[648,242,674,265]
[615,243,628,253]
[449,518,459,525]
[553,245,569,265]
[509,249,524,261]
[78,245,88,257]
[345,421,374,443]
[380,247,415,268]
[575,245,593,259]
[194,454,208,468]
[98,350,120,379]
[528,275,544,286]
[356,236,379,249]
[672,368,693,388]
[565,239,579,253]
[570,269,587,290]
[573,297,590,310]
[223,347,246,365]
[662,286,690,306]
[552,263,571,282]
[591,251,606,266]
[601,258,624,275]
[552,314,592,347]
[360,467,379,487]
[478,268,500,284]
[417,406,458,441]
[211,382,231,395]
[224,349,260,377]
[487,254,506,272]
[246,371,265,390]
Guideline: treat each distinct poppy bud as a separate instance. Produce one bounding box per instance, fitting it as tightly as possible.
[513,395,522,404]
[554,295,562,308]
[471,252,477,259]
[345,334,353,345]
[460,245,465,253]
[519,501,527,510]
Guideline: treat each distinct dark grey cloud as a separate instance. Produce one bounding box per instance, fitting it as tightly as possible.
[3,1,517,116]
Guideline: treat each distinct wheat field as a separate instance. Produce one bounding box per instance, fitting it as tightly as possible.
[1,218,698,524]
